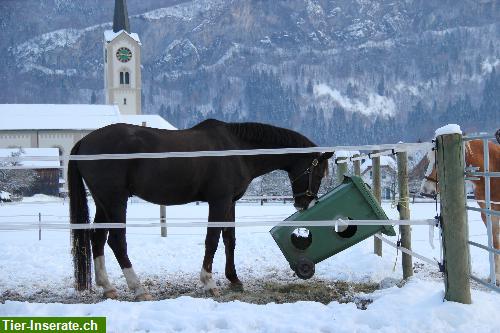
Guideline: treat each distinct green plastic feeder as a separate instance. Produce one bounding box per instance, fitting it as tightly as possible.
[270,175,395,279]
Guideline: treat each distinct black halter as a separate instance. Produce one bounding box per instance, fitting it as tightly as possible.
[291,158,320,199]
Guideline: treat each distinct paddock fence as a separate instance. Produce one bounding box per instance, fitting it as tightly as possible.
[0,133,492,303]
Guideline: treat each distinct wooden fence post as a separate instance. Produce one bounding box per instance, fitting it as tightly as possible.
[38,212,42,241]
[336,157,348,185]
[160,205,167,237]
[436,132,471,304]
[397,151,413,279]
[353,154,361,176]
[372,151,382,256]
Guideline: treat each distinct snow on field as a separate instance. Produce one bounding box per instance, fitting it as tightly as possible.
[0,198,498,332]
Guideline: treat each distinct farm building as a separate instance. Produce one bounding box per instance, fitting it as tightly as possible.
[0,104,175,194]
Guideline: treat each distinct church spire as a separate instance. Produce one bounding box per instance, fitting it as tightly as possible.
[112,0,130,33]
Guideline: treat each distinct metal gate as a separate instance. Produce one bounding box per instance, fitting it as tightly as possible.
[463,133,499,292]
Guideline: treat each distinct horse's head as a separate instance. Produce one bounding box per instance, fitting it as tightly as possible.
[289,152,334,210]
[420,149,438,198]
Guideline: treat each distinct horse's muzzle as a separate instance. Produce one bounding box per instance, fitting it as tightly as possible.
[294,198,317,211]
[420,192,437,199]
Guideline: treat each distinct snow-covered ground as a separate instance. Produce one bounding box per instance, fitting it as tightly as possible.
[0,197,498,332]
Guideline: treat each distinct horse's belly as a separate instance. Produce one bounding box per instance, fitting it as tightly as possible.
[131,181,202,206]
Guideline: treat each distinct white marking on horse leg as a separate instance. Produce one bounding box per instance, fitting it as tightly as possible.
[122,267,150,299]
[94,256,116,296]
[200,268,218,295]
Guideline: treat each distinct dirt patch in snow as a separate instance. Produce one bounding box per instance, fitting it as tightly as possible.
[0,275,378,309]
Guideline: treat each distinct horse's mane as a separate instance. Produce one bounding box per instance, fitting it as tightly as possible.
[226,121,316,148]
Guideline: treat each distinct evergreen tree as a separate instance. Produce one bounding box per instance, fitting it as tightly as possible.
[306,79,314,95]
[479,68,500,129]
[377,76,385,96]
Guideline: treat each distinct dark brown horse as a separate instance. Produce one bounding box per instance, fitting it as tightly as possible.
[420,138,500,282]
[68,119,332,299]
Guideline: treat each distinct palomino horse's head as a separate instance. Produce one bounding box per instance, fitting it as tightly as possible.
[420,149,438,198]
[289,152,334,210]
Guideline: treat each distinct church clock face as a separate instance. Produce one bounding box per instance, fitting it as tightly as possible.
[116,47,132,62]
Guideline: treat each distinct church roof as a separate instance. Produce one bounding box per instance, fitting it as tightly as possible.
[104,29,141,45]
[113,0,130,33]
[0,104,176,131]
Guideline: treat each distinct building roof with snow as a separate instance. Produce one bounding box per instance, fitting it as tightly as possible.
[335,150,360,158]
[361,155,397,173]
[0,104,176,131]
[0,148,60,168]
[104,29,141,45]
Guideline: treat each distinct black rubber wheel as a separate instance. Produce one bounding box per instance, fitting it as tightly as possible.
[295,257,315,280]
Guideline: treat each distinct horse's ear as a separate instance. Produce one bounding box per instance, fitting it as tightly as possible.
[496,129,500,144]
[319,152,334,161]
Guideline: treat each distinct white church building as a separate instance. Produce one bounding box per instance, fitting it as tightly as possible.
[0,0,175,193]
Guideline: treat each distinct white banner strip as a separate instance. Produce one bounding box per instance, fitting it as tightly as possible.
[0,219,436,230]
[0,142,433,163]
[0,165,62,170]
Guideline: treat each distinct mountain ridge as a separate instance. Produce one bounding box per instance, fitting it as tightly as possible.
[1,0,499,144]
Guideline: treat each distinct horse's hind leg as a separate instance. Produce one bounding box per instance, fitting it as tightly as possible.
[91,207,116,298]
[101,198,151,300]
[107,227,152,301]
[222,203,243,290]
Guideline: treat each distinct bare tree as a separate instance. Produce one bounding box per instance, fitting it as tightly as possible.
[0,149,39,196]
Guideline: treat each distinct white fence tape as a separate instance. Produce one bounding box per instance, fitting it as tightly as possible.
[374,233,439,267]
[0,219,436,230]
[0,142,433,164]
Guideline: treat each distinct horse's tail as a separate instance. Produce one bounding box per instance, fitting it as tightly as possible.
[68,140,92,291]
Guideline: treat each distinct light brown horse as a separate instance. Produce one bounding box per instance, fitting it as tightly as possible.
[420,138,500,282]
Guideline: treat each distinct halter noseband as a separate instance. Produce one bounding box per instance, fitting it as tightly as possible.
[291,158,320,199]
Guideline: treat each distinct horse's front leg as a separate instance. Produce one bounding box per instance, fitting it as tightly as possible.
[222,203,243,291]
[492,203,500,284]
[479,201,500,285]
[200,199,231,296]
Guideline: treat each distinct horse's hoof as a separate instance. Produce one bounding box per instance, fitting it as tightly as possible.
[103,289,118,299]
[135,292,153,301]
[229,281,244,292]
[208,288,220,297]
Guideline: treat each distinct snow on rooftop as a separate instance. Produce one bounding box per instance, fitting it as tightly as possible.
[361,155,397,173]
[121,115,177,130]
[435,124,462,137]
[0,148,59,168]
[0,104,176,131]
[335,150,360,158]
[104,30,141,45]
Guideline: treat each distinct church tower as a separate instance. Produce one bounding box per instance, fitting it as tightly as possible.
[104,0,142,115]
